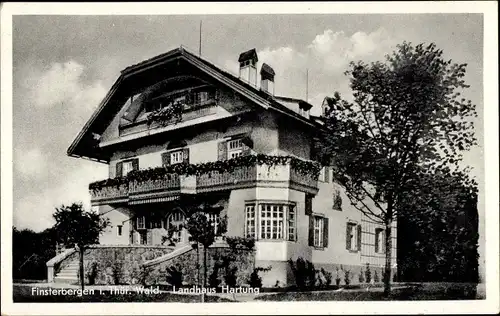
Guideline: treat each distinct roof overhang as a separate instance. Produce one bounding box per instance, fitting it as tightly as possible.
[68,46,318,162]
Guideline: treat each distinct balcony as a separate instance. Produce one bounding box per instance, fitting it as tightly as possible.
[90,183,128,204]
[90,156,319,205]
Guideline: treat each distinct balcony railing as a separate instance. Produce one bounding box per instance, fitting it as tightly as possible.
[196,165,257,191]
[90,184,128,203]
[90,157,319,205]
[129,174,180,194]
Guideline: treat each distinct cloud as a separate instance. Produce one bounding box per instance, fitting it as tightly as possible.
[14,161,106,232]
[246,27,397,112]
[14,148,49,179]
[13,60,109,231]
[24,60,107,111]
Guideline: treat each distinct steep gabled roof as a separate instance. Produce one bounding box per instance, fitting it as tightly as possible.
[67,46,316,163]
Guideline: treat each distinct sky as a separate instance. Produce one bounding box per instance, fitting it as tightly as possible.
[12,14,484,232]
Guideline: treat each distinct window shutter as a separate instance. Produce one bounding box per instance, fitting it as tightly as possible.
[308,216,314,246]
[132,158,139,171]
[382,230,386,254]
[305,194,312,215]
[375,230,380,253]
[116,162,123,178]
[324,166,330,183]
[346,224,351,250]
[323,218,329,248]
[182,148,190,163]
[217,141,228,161]
[357,224,362,252]
[162,152,171,166]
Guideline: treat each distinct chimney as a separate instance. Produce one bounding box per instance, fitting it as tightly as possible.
[238,48,258,87]
[260,63,275,95]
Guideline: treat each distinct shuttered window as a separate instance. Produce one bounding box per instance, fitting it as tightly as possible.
[375,228,385,253]
[311,216,328,248]
[116,158,139,177]
[346,222,361,252]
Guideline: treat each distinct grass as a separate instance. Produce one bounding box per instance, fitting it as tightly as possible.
[256,283,480,301]
[13,285,233,303]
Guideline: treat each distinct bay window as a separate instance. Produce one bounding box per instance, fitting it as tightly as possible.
[245,202,296,241]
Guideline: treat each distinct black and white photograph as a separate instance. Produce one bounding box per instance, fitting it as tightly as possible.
[1,2,498,315]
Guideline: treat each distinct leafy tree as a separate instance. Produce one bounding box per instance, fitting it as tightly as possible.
[397,168,478,283]
[316,42,477,296]
[52,202,110,290]
[12,227,57,280]
[185,211,220,288]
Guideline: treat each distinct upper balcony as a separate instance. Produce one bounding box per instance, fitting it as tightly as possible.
[89,155,320,206]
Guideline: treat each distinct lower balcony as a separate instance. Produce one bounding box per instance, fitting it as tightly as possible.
[90,156,319,206]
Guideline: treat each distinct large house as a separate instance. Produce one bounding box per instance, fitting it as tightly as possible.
[64,46,396,287]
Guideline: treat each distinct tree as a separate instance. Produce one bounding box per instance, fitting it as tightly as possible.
[13,227,57,280]
[185,211,217,289]
[397,167,478,283]
[316,42,477,296]
[52,202,110,290]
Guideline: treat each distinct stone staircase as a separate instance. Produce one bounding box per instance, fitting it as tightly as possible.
[54,260,79,284]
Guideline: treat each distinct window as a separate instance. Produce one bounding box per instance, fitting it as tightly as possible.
[150,218,162,229]
[318,167,326,182]
[346,222,361,251]
[166,211,185,242]
[117,225,123,236]
[375,228,385,253]
[139,231,148,245]
[136,216,146,230]
[288,206,296,241]
[313,216,325,247]
[206,212,221,235]
[122,160,134,177]
[259,204,284,239]
[170,150,184,165]
[245,203,296,241]
[245,205,256,238]
[227,139,243,159]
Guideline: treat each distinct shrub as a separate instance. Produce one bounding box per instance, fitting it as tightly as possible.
[288,257,316,290]
[248,266,271,288]
[165,265,183,288]
[358,268,365,283]
[208,263,221,288]
[112,261,122,285]
[374,270,380,283]
[86,262,99,285]
[139,266,151,286]
[315,268,332,288]
[344,269,351,286]
[335,267,341,286]
[224,266,238,287]
[225,236,255,250]
[365,263,372,283]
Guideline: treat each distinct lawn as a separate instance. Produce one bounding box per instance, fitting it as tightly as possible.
[13,285,233,303]
[255,283,480,301]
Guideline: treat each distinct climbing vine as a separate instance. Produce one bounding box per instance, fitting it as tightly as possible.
[89,154,321,192]
[146,100,184,127]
